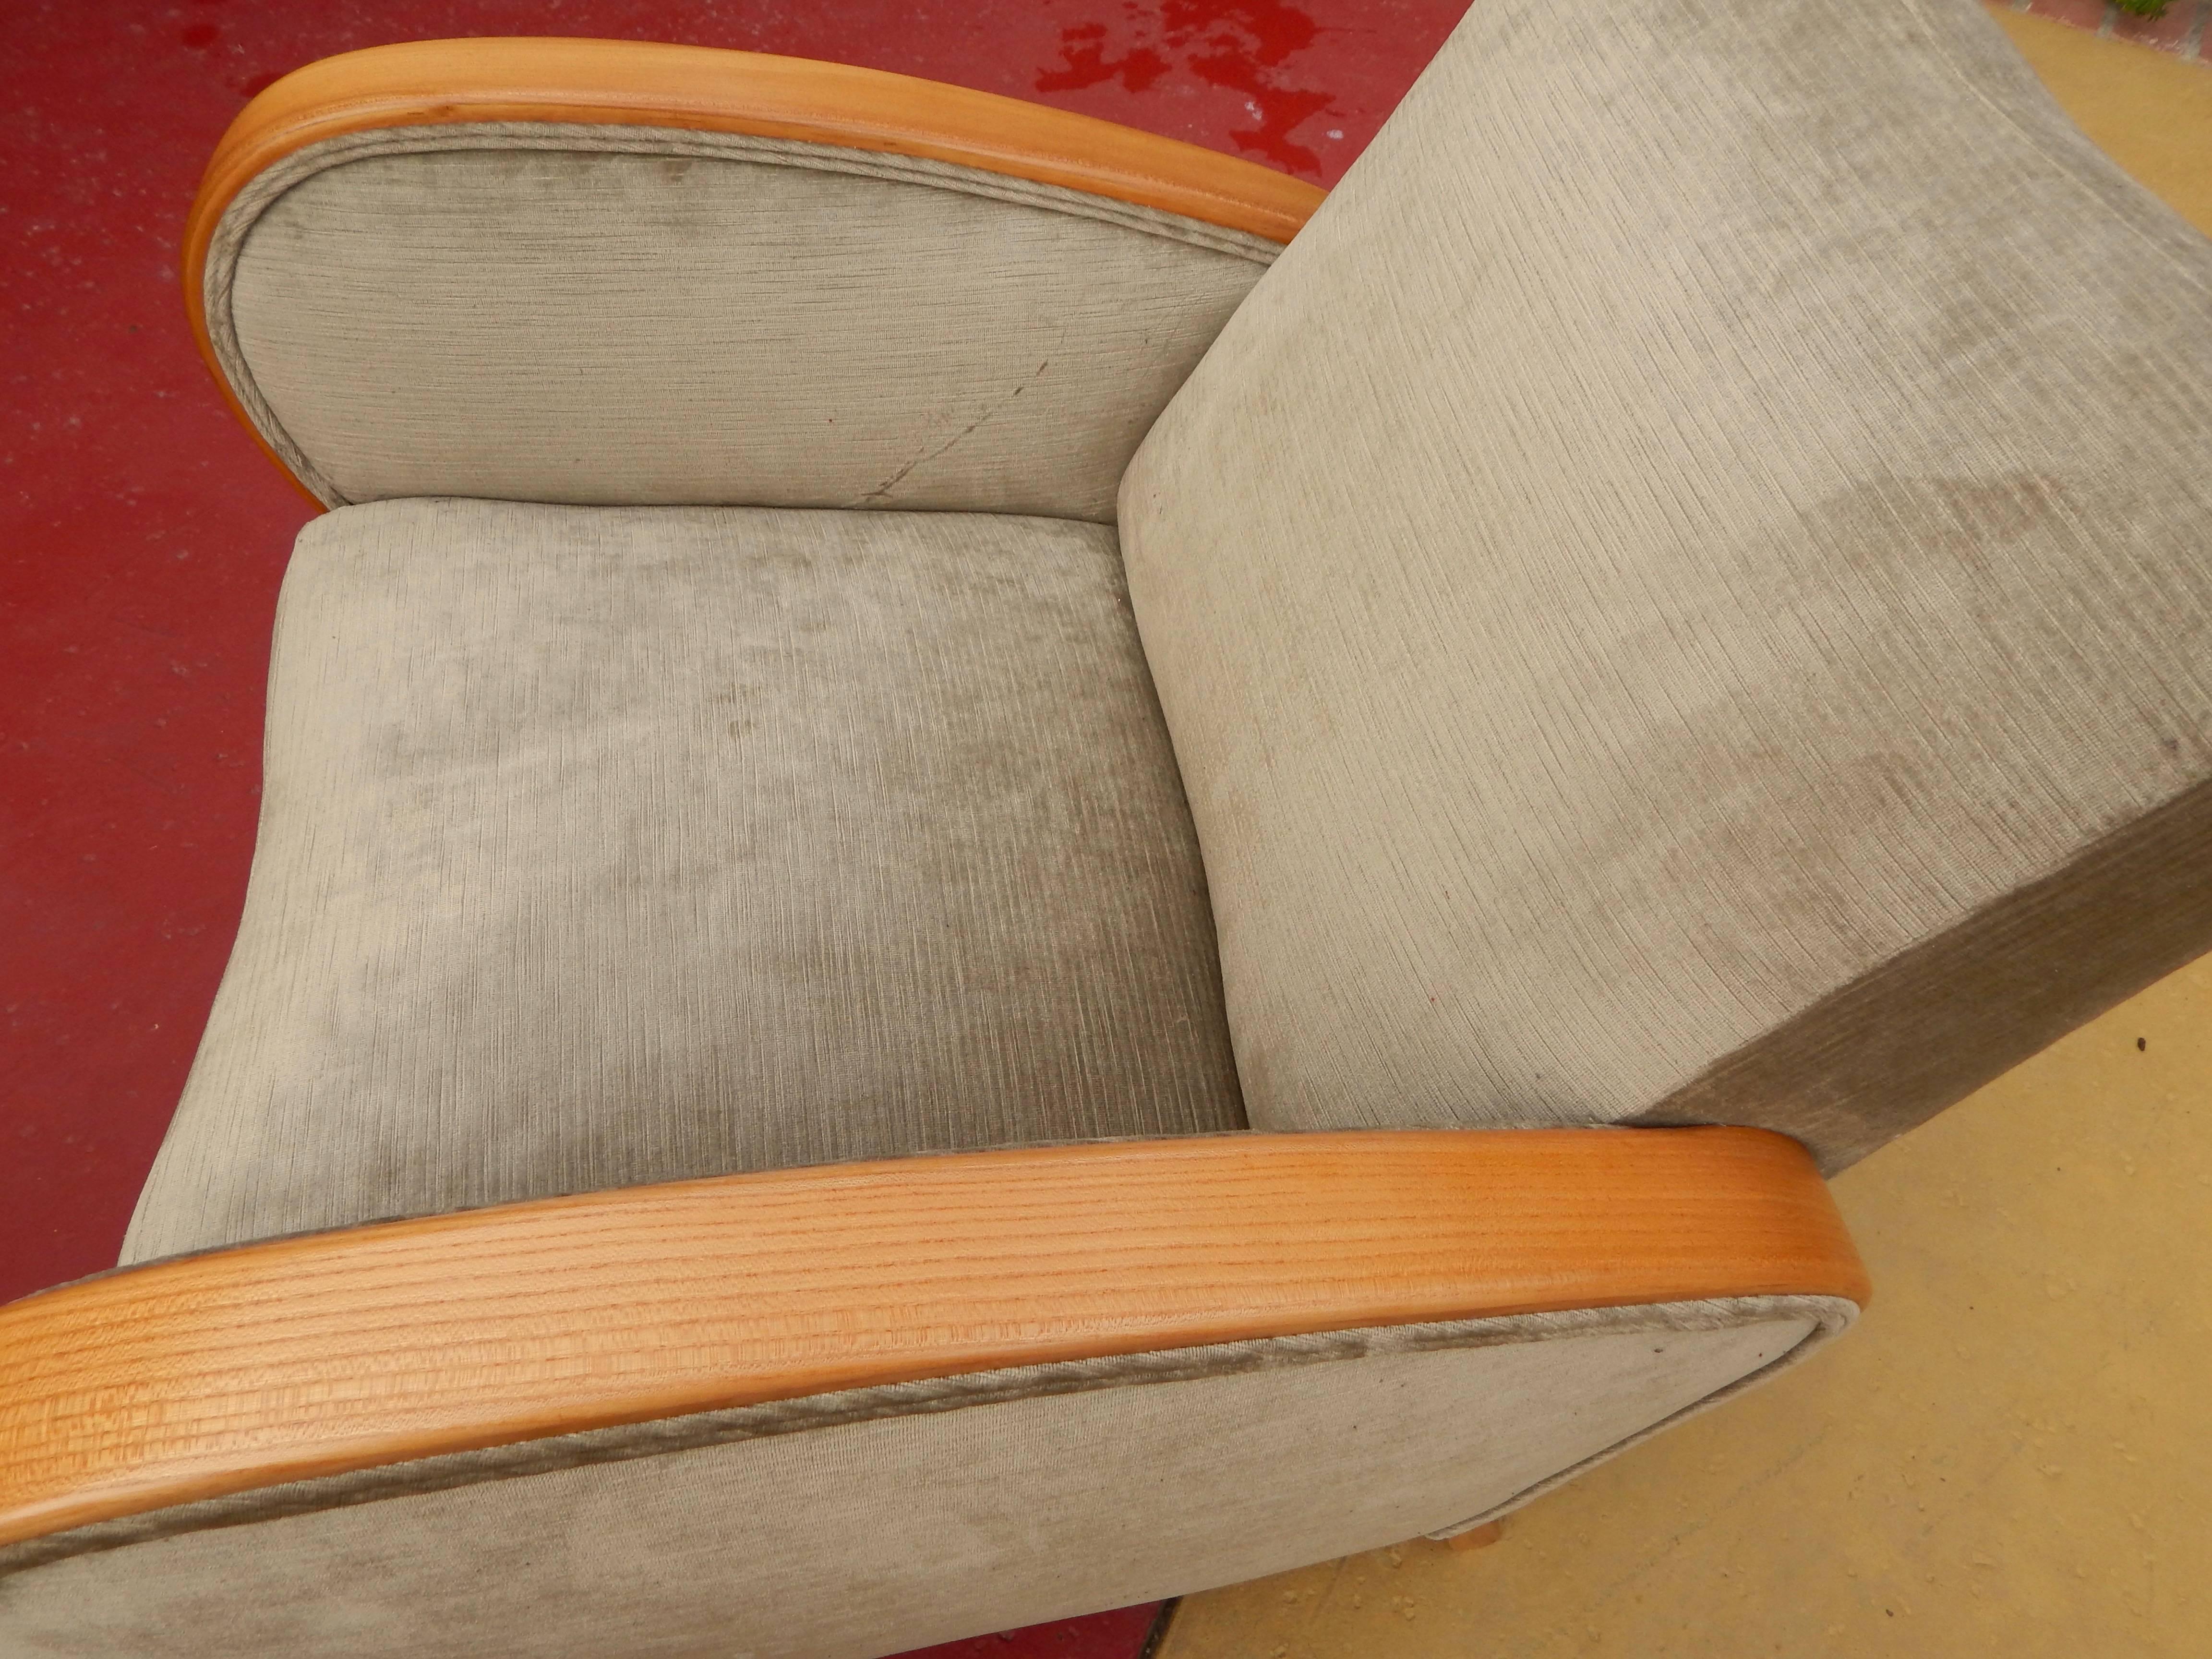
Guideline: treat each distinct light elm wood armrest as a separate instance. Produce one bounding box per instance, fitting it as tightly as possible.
[183,38,1328,515]
[0,1127,1866,1554]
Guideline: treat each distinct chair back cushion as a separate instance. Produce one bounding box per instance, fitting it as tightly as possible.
[1118,0,2212,1170]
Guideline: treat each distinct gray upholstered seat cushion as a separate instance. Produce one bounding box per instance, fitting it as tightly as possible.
[1119,0,2212,1172]
[122,500,1243,1262]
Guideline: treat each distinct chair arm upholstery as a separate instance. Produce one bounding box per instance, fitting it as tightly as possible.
[0,1127,1863,1564]
[186,39,1324,518]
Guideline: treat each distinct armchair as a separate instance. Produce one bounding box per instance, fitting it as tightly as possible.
[5,1,2210,1655]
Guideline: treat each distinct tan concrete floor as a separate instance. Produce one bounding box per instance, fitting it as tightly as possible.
[1158,17,2212,1659]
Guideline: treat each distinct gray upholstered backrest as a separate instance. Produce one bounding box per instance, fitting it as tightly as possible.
[207,128,1281,522]
[1118,0,2212,1171]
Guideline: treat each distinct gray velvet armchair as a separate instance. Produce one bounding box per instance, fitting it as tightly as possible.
[5,0,2210,1654]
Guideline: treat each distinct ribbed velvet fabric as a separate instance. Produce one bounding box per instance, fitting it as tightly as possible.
[211,127,1280,520]
[1119,0,2212,1172]
[0,1299,1846,1659]
[121,500,1243,1262]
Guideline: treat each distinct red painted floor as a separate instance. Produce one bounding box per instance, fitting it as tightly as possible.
[901,1602,1167,1659]
[0,2,1462,1653]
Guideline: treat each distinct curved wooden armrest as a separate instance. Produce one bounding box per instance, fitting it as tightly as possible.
[0,1127,1864,1552]
[190,37,1324,251]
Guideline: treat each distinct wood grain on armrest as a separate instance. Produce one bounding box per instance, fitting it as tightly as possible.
[0,1127,1863,1551]
[190,37,1325,253]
